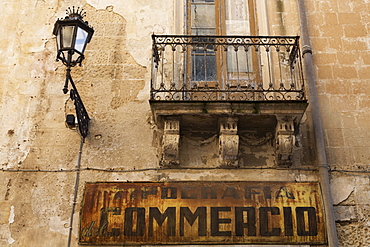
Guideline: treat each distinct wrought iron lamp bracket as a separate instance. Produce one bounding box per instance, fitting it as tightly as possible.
[56,50,85,68]
[64,69,90,139]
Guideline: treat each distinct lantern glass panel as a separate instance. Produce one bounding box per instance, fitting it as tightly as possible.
[62,25,75,49]
[56,29,61,51]
[75,27,88,53]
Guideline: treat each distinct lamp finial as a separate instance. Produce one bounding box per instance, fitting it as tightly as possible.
[66,6,86,20]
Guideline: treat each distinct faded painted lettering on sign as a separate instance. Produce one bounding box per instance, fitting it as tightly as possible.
[79,181,326,245]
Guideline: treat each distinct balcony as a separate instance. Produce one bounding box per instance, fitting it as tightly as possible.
[149,35,308,167]
[150,35,305,102]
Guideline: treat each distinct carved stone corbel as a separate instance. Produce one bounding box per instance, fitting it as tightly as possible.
[275,116,295,167]
[219,117,239,167]
[161,118,180,167]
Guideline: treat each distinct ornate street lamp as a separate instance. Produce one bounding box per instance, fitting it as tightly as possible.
[53,7,94,139]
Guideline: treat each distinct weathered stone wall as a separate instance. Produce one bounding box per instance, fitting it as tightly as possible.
[0,0,369,246]
[304,0,370,246]
[0,1,161,245]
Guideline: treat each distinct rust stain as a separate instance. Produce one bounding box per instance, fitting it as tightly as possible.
[79,181,326,245]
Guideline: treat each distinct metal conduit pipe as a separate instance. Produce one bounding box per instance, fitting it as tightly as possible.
[67,138,84,247]
[296,1,339,246]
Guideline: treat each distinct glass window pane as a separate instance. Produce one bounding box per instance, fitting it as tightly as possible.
[192,37,216,53]
[192,55,216,81]
[75,27,88,53]
[193,55,203,81]
[205,55,216,80]
[56,29,61,50]
[190,27,216,35]
[61,25,75,49]
[225,0,250,35]
[191,4,215,31]
[194,45,215,54]
[227,47,251,73]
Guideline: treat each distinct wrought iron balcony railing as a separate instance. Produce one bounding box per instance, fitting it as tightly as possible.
[151,35,305,102]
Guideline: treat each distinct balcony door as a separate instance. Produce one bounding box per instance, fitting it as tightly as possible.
[186,0,258,87]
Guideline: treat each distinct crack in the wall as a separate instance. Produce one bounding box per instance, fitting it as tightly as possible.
[331,176,356,205]
[335,190,354,206]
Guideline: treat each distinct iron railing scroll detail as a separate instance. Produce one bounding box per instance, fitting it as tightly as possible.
[151,35,305,102]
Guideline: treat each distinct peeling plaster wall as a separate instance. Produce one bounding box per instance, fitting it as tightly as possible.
[0,0,369,246]
[86,0,175,67]
[0,1,161,245]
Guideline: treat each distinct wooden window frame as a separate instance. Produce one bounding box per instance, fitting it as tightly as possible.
[185,0,259,88]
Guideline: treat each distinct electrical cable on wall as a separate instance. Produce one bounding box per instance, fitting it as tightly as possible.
[2,167,370,174]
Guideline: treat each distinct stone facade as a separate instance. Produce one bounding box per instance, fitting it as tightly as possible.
[0,0,369,246]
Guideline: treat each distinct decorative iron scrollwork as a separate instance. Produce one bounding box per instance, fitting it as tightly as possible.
[65,67,90,139]
[151,35,306,102]
[70,89,90,139]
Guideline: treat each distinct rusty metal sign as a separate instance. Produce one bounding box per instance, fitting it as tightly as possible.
[79,181,326,245]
